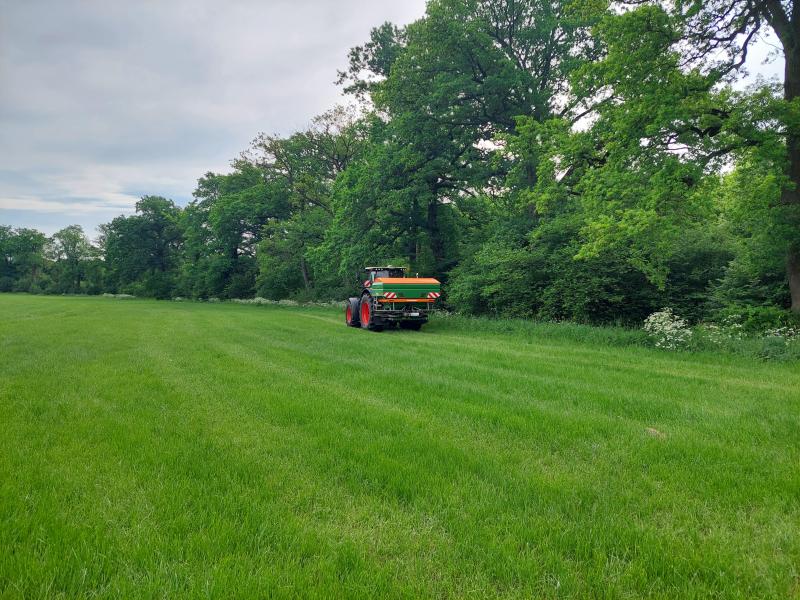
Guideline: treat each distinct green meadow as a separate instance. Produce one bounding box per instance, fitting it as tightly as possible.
[1,294,798,598]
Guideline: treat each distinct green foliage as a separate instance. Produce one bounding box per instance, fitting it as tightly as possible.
[712,157,795,308]
[102,196,182,298]
[45,225,98,294]
[755,334,800,361]
[429,310,651,347]
[714,304,800,334]
[0,226,47,293]
[2,0,799,326]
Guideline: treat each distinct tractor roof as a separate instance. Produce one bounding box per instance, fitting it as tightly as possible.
[364,266,407,271]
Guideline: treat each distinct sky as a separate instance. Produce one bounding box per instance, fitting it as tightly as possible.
[0,1,784,238]
[0,0,427,236]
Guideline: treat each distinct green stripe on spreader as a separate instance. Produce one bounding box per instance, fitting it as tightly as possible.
[372,281,440,298]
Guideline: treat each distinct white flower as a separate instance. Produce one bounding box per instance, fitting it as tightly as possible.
[643,308,693,350]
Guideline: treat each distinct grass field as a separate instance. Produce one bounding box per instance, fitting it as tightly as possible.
[1,294,799,599]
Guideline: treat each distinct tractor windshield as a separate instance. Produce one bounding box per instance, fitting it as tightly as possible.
[367,268,405,281]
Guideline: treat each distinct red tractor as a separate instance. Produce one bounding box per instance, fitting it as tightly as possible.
[345,266,441,331]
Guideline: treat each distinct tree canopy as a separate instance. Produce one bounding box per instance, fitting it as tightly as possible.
[3,0,799,323]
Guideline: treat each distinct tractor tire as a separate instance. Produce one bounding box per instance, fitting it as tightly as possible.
[359,293,383,331]
[399,320,424,331]
[345,297,360,327]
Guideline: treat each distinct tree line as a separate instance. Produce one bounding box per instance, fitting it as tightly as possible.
[3,0,799,324]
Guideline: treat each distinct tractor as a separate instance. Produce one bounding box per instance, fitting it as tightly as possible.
[345,266,441,331]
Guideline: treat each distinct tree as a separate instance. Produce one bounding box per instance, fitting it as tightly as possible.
[252,106,368,296]
[337,0,607,275]
[0,227,47,292]
[502,4,775,302]
[103,196,183,298]
[336,21,407,99]
[713,159,794,307]
[0,226,13,291]
[184,161,287,298]
[630,0,800,308]
[46,225,95,294]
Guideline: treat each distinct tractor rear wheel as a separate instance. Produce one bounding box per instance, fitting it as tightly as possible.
[345,297,360,327]
[359,294,383,331]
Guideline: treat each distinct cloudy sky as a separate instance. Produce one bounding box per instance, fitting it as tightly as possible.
[0,0,427,236]
[0,1,783,237]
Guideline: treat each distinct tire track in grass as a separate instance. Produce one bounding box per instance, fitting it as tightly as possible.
[3,297,799,598]
[267,304,797,394]
[184,317,795,515]
[198,330,800,596]
[222,308,799,469]
[186,308,798,448]
[127,312,498,596]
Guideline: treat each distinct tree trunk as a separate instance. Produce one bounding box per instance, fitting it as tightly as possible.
[426,199,444,271]
[300,255,310,291]
[784,44,800,311]
[789,248,800,311]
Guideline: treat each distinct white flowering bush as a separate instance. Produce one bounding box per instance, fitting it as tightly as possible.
[232,297,274,305]
[700,315,745,347]
[643,308,693,349]
[763,326,800,341]
[230,297,346,308]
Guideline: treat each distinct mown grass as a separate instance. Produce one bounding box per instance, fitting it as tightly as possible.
[1,294,798,599]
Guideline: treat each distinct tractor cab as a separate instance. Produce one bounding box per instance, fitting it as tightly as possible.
[364,266,406,284]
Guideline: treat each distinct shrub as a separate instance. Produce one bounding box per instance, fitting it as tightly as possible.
[643,308,693,349]
[714,305,800,334]
[232,297,275,305]
[231,297,344,308]
[755,326,800,361]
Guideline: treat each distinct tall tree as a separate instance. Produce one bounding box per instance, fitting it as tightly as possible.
[337,0,607,273]
[252,106,367,295]
[646,0,800,308]
[504,4,784,314]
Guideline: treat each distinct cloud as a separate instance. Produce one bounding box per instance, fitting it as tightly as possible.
[0,0,427,235]
[0,197,134,215]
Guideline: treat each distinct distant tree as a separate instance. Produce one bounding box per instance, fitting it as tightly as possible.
[103,196,182,298]
[183,159,291,298]
[46,225,96,294]
[0,225,13,291]
[252,106,368,297]
[0,227,47,292]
